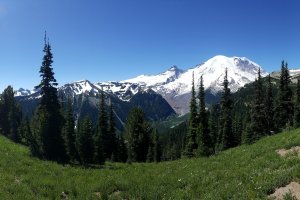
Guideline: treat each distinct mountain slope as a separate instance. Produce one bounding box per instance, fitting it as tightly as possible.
[16,80,176,130]
[1,128,300,199]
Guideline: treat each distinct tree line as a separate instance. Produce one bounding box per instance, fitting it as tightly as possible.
[183,61,300,158]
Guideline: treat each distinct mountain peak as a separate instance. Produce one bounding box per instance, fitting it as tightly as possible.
[60,79,98,96]
[123,65,184,87]
[167,65,179,71]
[70,79,92,85]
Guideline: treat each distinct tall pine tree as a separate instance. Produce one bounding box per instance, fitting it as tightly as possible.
[125,107,152,162]
[184,72,198,157]
[153,129,161,162]
[76,117,95,165]
[0,86,22,142]
[217,68,234,151]
[208,105,220,153]
[62,100,77,162]
[33,34,66,162]
[116,133,128,163]
[275,61,293,130]
[19,117,32,145]
[196,75,211,156]
[264,74,274,134]
[95,89,108,162]
[245,68,266,144]
[108,98,117,160]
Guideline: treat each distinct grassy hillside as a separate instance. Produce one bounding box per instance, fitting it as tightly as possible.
[2,129,300,199]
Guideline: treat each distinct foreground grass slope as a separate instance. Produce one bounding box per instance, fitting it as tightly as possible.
[1,129,300,199]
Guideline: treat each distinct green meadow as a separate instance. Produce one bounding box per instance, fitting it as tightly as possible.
[1,128,300,199]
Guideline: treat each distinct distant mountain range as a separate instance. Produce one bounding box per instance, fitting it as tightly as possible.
[15,55,300,127]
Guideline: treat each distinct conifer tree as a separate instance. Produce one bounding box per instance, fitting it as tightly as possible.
[294,79,300,128]
[196,75,211,156]
[146,145,154,162]
[184,72,198,157]
[146,129,162,162]
[33,34,66,162]
[275,61,293,130]
[264,74,274,134]
[217,68,234,151]
[125,107,152,162]
[245,68,266,144]
[98,89,112,159]
[96,89,110,160]
[62,100,77,161]
[232,115,242,146]
[153,130,161,162]
[76,117,95,165]
[208,105,220,153]
[116,133,128,163]
[0,86,22,142]
[108,98,117,160]
[241,110,251,144]
[20,117,31,145]
[30,108,47,158]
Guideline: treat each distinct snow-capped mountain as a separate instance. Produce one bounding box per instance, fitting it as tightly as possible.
[15,55,268,115]
[124,65,184,87]
[59,80,100,96]
[94,82,143,101]
[117,55,267,114]
[289,69,300,77]
[125,55,266,94]
[15,88,38,97]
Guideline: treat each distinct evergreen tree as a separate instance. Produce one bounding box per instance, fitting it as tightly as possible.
[241,110,251,144]
[184,72,198,157]
[232,115,242,146]
[33,34,66,162]
[108,98,117,160]
[125,107,152,162]
[116,133,127,163]
[76,117,95,165]
[196,75,211,156]
[0,86,22,142]
[62,100,77,162]
[245,68,266,144]
[217,68,234,151]
[153,130,161,162]
[146,129,162,162]
[30,107,47,158]
[20,117,32,145]
[265,74,275,134]
[146,145,154,162]
[275,61,293,130]
[96,89,110,160]
[208,105,220,153]
[294,78,300,128]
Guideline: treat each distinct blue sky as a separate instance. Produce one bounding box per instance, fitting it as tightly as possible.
[0,0,299,91]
